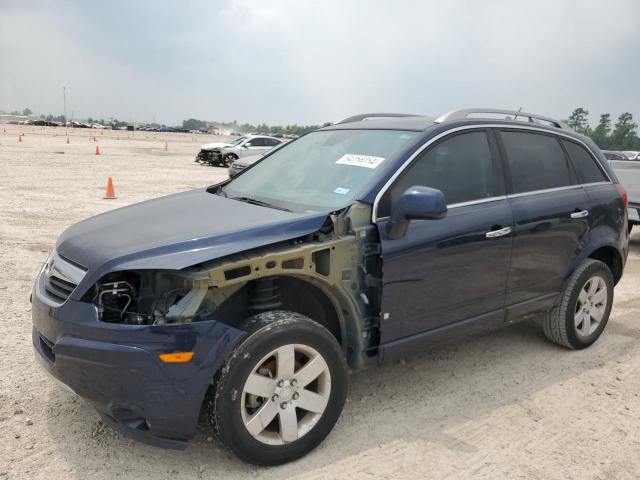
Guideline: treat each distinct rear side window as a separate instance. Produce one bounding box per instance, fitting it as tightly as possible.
[500,131,572,193]
[379,131,496,216]
[561,140,608,184]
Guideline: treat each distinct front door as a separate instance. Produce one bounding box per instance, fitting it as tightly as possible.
[375,129,513,344]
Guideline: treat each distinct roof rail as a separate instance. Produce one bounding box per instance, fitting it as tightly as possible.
[335,113,424,125]
[434,108,571,130]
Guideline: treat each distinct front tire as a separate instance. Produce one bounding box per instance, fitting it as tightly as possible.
[222,153,238,167]
[210,311,347,465]
[542,259,614,349]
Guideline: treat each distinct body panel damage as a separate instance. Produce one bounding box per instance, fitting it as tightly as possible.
[86,202,383,369]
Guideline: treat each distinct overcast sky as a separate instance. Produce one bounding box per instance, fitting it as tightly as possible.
[1,0,639,126]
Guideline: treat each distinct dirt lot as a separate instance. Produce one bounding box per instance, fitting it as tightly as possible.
[1,123,640,479]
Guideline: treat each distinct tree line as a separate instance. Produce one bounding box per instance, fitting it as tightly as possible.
[6,106,639,148]
[567,108,640,151]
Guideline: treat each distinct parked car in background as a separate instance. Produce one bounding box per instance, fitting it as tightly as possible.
[32,108,628,465]
[196,134,283,166]
[623,151,640,161]
[228,154,264,177]
[609,158,640,232]
[602,150,630,161]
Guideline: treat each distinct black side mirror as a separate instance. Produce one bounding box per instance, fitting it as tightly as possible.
[386,186,447,239]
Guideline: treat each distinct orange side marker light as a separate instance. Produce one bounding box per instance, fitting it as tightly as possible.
[159,352,194,363]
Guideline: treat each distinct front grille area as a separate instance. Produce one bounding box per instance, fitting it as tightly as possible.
[198,149,222,163]
[44,274,78,302]
[37,250,87,306]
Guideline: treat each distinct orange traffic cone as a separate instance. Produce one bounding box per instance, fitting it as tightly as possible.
[104,177,116,199]
[164,141,168,151]
[95,145,101,155]
[18,134,23,142]
[66,137,70,144]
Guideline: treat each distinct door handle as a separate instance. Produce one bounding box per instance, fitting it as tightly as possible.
[570,210,589,219]
[486,226,512,238]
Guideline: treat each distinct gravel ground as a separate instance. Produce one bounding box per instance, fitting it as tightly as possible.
[1,124,640,479]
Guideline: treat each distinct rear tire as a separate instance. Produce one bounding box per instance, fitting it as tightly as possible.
[210,311,347,465]
[542,259,613,349]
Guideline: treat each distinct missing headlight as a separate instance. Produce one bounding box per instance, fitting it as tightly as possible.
[85,271,207,325]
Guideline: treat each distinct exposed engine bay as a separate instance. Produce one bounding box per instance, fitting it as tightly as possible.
[82,203,383,366]
[85,270,209,325]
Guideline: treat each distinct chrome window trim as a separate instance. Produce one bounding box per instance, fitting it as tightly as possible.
[506,184,582,199]
[371,124,612,223]
[448,195,508,209]
[580,181,611,187]
[374,195,508,222]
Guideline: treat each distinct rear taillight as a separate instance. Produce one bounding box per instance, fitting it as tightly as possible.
[615,184,629,209]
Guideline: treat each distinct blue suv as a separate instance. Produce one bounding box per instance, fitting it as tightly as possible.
[32,109,630,465]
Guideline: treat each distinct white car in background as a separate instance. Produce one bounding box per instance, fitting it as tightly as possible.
[195,135,282,166]
[623,151,640,160]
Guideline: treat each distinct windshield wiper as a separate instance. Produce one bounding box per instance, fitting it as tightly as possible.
[231,196,292,212]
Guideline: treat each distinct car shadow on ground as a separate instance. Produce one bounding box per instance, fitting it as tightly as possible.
[44,309,639,479]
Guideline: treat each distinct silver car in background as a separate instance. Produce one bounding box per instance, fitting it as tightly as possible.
[228,154,264,177]
[196,135,282,166]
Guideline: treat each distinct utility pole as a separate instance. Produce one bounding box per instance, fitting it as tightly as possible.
[63,85,67,123]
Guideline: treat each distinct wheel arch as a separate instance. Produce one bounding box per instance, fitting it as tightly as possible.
[212,273,362,367]
[586,245,623,284]
[572,240,624,285]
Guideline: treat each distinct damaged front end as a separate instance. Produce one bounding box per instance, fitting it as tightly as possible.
[84,270,210,326]
[80,202,384,369]
[196,149,222,165]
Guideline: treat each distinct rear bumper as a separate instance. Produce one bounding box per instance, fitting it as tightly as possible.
[31,294,244,448]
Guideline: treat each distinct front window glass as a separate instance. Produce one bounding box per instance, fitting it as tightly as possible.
[379,131,496,217]
[222,129,418,212]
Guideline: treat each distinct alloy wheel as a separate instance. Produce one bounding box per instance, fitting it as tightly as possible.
[574,274,608,338]
[240,344,331,445]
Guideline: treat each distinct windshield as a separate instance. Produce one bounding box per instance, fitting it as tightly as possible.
[230,136,248,145]
[222,129,418,212]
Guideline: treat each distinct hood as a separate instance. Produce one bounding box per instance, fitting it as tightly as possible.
[201,142,233,150]
[56,188,328,285]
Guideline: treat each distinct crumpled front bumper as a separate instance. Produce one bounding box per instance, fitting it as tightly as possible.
[196,150,222,164]
[32,294,244,448]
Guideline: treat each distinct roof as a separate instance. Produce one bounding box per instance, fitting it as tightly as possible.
[323,116,435,131]
[323,109,571,132]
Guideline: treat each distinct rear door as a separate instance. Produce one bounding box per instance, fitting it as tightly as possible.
[561,138,619,226]
[498,129,591,311]
[249,138,273,155]
[377,129,513,343]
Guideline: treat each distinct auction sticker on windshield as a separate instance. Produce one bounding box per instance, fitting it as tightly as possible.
[336,154,385,169]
